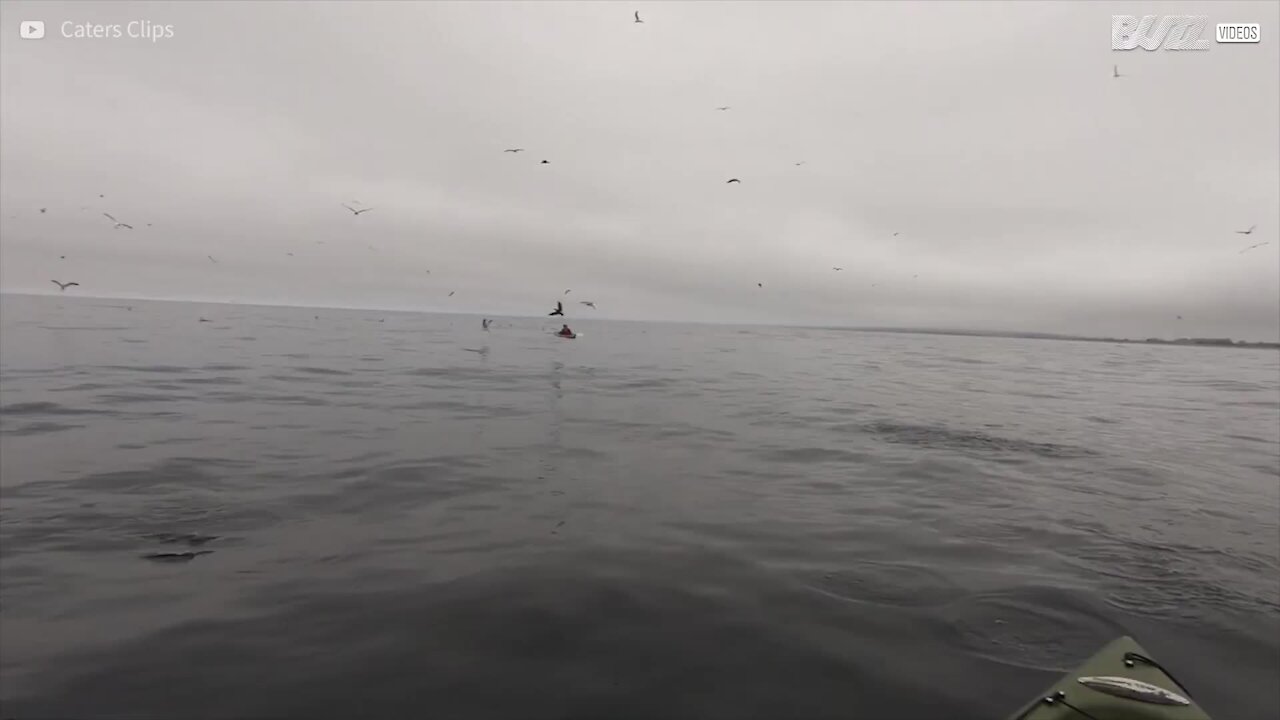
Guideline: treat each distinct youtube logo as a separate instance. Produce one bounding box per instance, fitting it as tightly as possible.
[20,20,45,39]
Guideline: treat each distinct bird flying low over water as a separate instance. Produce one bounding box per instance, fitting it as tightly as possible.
[51,280,78,291]
[726,178,741,184]
[482,318,491,330]
[504,148,524,153]
[580,301,596,309]
[103,213,132,229]
[342,204,374,215]
[1236,225,1257,235]
[634,11,643,23]
[549,301,564,316]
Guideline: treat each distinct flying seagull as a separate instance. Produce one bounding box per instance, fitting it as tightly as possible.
[504,148,525,153]
[726,178,741,184]
[540,160,550,164]
[342,204,374,215]
[549,301,564,317]
[795,161,806,166]
[1176,315,1183,320]
[448,291,455,297]
[757,282,763,288]
[207,255,218,263]
[580,301,596,309]
[634,11,643,23]
[833,267,843,271]
[1236,225,1257,235]
[198,317,211,323]
[51,280,79,291]
[59,255,65,260]
[39,208,47,214]
[103,213,132,229]
[892,232,901,237]
[1113,65,1122,78]
[715,106,730,111]
[564,289,571,295]
[1239,241,1270,254]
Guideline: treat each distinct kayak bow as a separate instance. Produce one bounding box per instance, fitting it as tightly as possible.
[1007,636,1211,720]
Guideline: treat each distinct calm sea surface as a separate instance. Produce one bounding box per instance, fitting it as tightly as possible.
[1,294,1277,719]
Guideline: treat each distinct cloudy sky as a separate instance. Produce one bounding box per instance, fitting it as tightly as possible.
[1,1,1277,339]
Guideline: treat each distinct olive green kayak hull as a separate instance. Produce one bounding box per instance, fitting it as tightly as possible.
[1008,636,1211,720]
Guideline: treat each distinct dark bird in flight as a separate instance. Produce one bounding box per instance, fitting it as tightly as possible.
[39,208,47,214]
[540,160,550,164]
[715,106,730,111]
[207,255,218,263]
[634,11,643,23]
[448,291,456,297]
[580,301,596,309]
[51,280,78,291]
[1176,315,1183,320]
[1239,241,1270,254]
[795,161,806,166]
[549,301,564,317]
[1236,225,1257,235]
[103,213,132,229]
[726,178,741,184]
[757,282,763,288]
[564,289,572,295]
[482,318,491,330]
[287,252,294,256]
[59,255,65,260]
[833,267,842,271]
[892,232,901,237]
[504,148,525,153]
[98,194,105,198]
[342,204,374,215]
[198,317,211,323]
[1113,65,1122,78]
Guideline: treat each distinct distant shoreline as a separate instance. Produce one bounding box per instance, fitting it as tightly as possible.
[827,326,1280,350]
[3,291,1278,349]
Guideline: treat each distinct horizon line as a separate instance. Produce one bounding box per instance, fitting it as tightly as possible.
[2,290,1277,346]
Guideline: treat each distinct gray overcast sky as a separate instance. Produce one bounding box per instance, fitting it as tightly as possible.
[2,1,1277,339]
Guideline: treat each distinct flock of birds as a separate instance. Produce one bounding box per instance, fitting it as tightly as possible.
[22,12,1273,334]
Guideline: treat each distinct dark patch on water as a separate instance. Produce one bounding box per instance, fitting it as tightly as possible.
[140,550,214,563]
[0,401,113,417]
[293,367,352,376]
[754,446,872,464]
[863,421,1098,459]
[101,365,191,374]
[1,421,84,437]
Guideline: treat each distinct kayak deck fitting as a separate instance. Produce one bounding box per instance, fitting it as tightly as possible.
[1007,636,1211,720]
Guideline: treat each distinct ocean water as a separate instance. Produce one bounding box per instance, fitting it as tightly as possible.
[1,293,1277,719]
